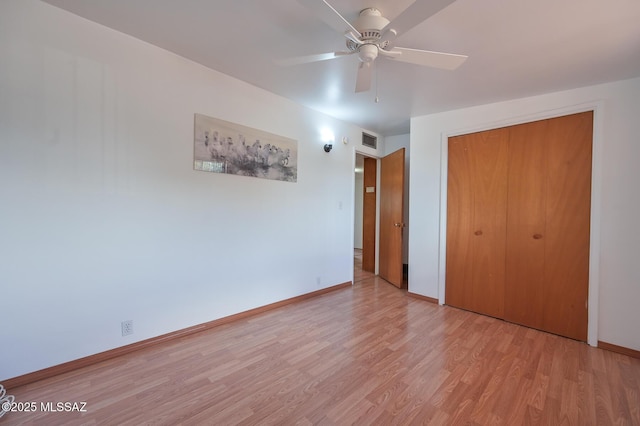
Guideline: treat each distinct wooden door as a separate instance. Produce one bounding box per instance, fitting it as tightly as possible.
[446,111,592,342]
[505,111,592,341]
[379,148,405,288]
[543,111,593,341]
[446,129,509,318]
[503,119,548,330]
[362,157,377,272]
[542,112,592,340]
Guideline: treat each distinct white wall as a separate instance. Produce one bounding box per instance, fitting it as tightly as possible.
[0,0,373,381]
[408,77,640,351]
[384,134,410,264]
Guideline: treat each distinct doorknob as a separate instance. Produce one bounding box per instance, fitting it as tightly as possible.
[394,223,405,228]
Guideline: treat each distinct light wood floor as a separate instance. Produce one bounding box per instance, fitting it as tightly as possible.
[4,255,640,425]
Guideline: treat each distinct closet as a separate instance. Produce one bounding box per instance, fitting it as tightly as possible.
[445,111,593,341]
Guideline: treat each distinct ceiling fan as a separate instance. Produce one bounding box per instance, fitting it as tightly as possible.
[281,0,468,93]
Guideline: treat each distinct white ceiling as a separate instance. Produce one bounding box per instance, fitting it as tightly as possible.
[42,0,640,136]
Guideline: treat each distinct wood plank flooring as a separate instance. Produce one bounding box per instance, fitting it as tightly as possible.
[3,256,639,425]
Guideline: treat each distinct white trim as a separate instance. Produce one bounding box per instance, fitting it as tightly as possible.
[350,146,357,286]
[438,102,602,346]
[587,102,603,347]
[438,133,448,306]
[375,157,382,275]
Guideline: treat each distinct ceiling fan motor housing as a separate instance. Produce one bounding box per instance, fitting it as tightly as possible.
[354,8,389,39]
[351,8,391,63]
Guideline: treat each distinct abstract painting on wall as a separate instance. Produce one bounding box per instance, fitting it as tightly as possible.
[194,113,297,183]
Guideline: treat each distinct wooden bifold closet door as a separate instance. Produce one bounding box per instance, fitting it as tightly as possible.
[445,111,593,341]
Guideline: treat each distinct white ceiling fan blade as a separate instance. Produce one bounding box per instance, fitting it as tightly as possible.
[378,46,401,58]
[275,52,345,66]
[344,30,363,45]
[298,0,360,38]
[355,62,372,93]
[389,47,467,70]
[382,0,456,37]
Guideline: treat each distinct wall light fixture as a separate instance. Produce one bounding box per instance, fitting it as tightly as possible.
[320,127,335,153]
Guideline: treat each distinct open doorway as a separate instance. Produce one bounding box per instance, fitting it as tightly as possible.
[354,146,409,288]
[354,153,377,283]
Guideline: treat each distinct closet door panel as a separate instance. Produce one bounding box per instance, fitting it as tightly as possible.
[542,111,593,341]
[446,135,473,311]
[504,120,548,329]
[446,129,509,318]
[446,111,592,341]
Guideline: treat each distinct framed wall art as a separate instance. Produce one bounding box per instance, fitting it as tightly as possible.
[193,113,297,183]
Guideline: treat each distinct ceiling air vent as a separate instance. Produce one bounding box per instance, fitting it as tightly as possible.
[362,132,377,149]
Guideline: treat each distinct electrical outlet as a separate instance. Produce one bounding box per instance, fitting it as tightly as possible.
[121,320,133,336]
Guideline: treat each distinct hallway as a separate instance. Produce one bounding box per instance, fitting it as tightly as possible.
[353,248,375,284]
[355,248,407,288]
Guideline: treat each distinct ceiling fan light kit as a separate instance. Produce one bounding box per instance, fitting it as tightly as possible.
[357,43,379,63]
[291,0,468,93]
